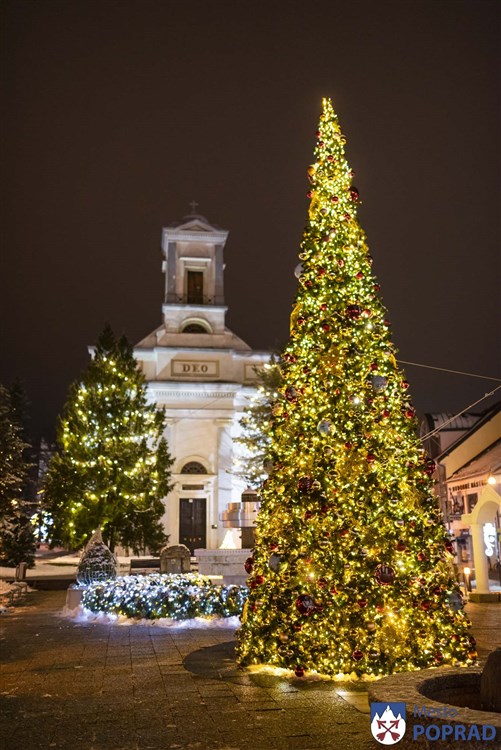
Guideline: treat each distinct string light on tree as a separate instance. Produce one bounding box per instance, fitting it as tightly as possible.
[235,99,474,678]
[43,325,174,553]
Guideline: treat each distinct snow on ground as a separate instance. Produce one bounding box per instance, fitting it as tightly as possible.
[62,605,241,629]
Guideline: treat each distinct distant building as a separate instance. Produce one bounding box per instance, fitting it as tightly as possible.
[428,402,501,595]
[134,213,269,552]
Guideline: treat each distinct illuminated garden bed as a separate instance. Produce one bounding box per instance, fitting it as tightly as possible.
[81,573,247,620]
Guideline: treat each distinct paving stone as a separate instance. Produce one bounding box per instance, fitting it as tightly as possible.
[1,591,499,750]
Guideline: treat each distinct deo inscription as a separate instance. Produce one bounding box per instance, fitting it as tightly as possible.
[171,360,219,377]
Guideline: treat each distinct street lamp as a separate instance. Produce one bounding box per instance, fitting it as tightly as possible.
[463,566,472,598]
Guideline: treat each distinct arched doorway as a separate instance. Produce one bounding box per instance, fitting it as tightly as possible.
[461,485,501,593]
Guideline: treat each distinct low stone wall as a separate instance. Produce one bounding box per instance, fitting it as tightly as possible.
[195,548,250,585]
[368,667,501,749]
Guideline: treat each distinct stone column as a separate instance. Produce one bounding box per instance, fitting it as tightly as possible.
[470,522,490,592]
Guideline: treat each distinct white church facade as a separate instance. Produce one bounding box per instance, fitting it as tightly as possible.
[134,212,269,552]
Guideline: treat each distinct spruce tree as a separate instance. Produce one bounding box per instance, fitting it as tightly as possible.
[234,357,283,489]
[44,326,174,553]
[236,99,474,677]
[0,383,36,567]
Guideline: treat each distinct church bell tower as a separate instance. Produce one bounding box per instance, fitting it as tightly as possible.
[161,209,230,340]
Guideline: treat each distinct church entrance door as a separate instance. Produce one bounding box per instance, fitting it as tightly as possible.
[179,498,206,554]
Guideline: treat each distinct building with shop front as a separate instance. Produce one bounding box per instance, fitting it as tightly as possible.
[430,402,501,598]
[133,212,269,552]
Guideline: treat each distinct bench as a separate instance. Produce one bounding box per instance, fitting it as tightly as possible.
[0,581,29,606]
[129,558,161,575]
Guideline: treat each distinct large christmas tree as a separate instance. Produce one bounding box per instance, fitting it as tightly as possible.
[236,99,474,677]
[44,326,173,553]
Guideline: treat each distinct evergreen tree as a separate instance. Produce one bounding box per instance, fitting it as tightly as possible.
[0,383,36,566]
[44,326,174,553]
[234,357,283,489]
[236,100,474,677]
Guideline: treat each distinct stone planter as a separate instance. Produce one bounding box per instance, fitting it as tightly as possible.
[195,548,250,585]
[368,668,501,748]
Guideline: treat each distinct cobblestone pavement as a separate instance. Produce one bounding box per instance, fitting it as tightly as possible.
[0,592,499,750]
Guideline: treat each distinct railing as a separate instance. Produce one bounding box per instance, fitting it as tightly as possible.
[165,294,218,305]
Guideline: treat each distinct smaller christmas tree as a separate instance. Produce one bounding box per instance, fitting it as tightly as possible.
[234,357,283,489]
[0,382,36,567]
[44,325,174,553]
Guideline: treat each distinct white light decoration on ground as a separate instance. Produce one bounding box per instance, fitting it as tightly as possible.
[81,573,247,620]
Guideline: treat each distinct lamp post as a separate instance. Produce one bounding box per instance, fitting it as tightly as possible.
[463,566,472,600]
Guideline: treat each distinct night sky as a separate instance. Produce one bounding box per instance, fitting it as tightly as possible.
[1,0,500,440]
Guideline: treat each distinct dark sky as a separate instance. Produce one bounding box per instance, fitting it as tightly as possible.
[1,0,500,439]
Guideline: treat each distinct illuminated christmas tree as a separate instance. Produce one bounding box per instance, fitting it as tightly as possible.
[44,326,173,553]
[236,99,474,677]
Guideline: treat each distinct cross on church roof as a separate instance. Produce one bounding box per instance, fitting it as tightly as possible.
[189,200,199,215]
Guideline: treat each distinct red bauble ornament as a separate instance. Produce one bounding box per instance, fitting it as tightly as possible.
[306,190,313,198]
[382,409,390,419]
[304,510,313,521]
[424,459,436,475]
[374,564,396,585]
[321,323,330,332]
[344,442,353,450]
[298,476,314,493]
[344,213,351,221]
[352,650,364,661]
[331,195,339,203]
[373,283,381,292]
[396,541,406,552]
[420,600,432,611]
[339,527,350,537]
[318,141,325,148]
[317,267,326,276]
[294,666,305,677]
[357,599,368,608]
[295,595,316,615]
[337,258,344,267]
[244,557,254,574]
[401,380,410,389]
[356,271,364,279]
[269,543,278,551]
[349,187,359,201]
[405,408,416,419]
[370,362,379,371]
[320,303,327,311]
[297,316,306,326]
[366,453,376,463]
[327,155,334,162]
[346,304,362,319]
[304,279,313,288]
[417,551,427,562]
[330,586,338,594]
[254,575,264,585]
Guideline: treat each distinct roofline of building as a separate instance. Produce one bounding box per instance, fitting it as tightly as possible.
[438,400,501,461]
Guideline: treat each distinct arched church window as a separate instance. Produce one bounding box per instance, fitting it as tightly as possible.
[182,324,208,334]
[181,461,207,475]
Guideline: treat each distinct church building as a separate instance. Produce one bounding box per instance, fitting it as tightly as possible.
[134,211,269,552]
